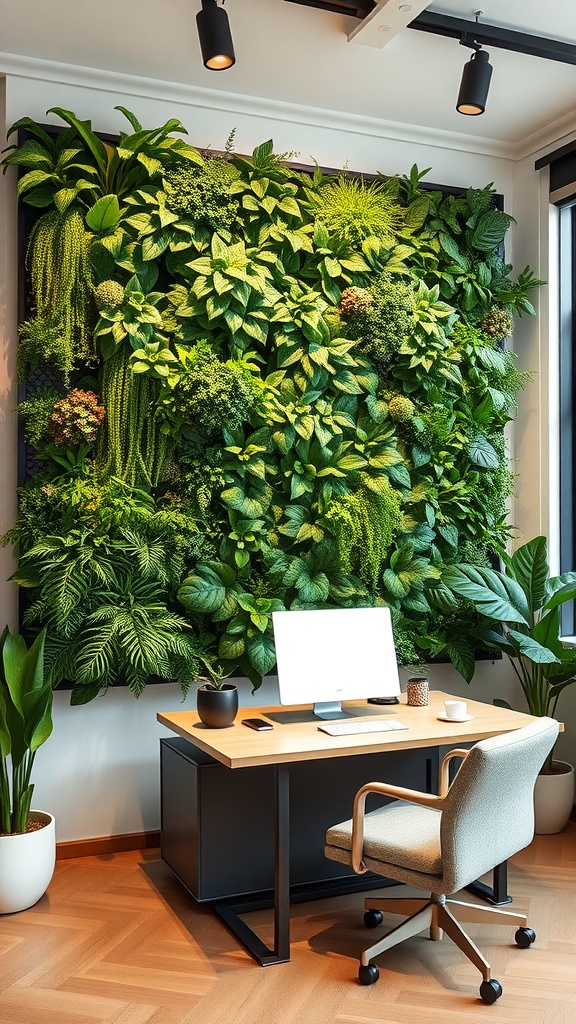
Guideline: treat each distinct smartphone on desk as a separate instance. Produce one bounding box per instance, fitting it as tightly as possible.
[241,718,273,731]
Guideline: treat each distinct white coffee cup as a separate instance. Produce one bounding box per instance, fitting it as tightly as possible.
[444,700,468,720]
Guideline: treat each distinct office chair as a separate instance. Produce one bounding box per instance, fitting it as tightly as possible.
[325,717,558,1004]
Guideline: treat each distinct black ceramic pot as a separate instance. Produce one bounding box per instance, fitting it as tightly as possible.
[196,683,239,728]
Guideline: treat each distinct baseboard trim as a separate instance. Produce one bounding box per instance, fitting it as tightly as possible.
[56,830,160,860]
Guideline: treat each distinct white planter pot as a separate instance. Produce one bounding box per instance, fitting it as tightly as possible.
[0,811,56,914]
[534,762,575,835]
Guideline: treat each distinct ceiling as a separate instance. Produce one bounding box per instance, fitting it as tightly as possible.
[1,0,576,148]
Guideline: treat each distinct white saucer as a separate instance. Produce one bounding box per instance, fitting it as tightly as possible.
[437,712,474,723]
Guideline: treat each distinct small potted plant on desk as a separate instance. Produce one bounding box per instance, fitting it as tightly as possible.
[0,627,56,913]
[196,664,240,728]
[443,536,576,834]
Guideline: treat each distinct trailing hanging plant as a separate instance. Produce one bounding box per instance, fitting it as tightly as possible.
[26,205,95,373]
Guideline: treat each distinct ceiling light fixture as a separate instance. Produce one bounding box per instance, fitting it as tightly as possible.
[456,12,492,116]
[196,0,235,71]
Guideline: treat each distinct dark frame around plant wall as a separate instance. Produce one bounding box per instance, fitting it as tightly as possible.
[14,128,506,689]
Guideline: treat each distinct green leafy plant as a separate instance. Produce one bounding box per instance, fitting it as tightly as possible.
[5,114,544,699]
[343,273,415,372]
[2,105,202,209]
[443,537,576,770]
[0,628,52,834]
[17,389,61,451]
[13,528,215,703]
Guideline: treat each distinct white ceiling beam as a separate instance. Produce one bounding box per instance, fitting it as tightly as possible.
[348,0,432,49]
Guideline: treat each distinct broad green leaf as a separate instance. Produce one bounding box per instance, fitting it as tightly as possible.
[507,629,560,665]
[178,568,225,614]
[298,572,330,603]
[543,574,576,611]
[510,537,548,613]
[437,524,458,549]
[442,565,530,625]
[219,634,245,660]
[247,633,276,675]
[16,169,53,196]
[468,434,499,470]
[447,638,476,683]
[85,194,121,232]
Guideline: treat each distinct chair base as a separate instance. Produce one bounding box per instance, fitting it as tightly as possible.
[361,892,529,984]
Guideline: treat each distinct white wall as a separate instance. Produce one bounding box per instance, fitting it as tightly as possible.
[0,57,536,842]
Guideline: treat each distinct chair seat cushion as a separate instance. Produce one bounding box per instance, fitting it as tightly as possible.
[326,800,442,876]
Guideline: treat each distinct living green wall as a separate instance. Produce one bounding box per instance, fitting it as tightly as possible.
[2,107,539,703]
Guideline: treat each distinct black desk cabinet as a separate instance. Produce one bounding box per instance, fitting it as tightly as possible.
[160,736,436,903]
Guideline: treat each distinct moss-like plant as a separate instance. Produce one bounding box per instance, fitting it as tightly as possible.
[171,346,255,438]
[17,316,74,385]
[344,273,416,372]
[164,155,240,232]
[325,484,403,589]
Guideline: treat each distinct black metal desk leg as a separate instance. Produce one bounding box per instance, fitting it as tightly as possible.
[274,764,290,961]
[213,764,291,966]
[465,861,512,906]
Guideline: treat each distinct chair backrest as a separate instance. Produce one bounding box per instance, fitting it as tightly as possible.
[440,717,559,894]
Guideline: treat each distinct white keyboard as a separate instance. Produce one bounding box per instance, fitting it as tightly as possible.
[317,719,408,737]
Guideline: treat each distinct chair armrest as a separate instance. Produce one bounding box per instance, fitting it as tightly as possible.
[351,781,446,874]
[438,748,471,797]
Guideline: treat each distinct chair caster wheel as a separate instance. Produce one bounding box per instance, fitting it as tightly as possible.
[515,927,536,948]
[363,910,383,929]
[480,979,502,1004]
[359,964,379,986]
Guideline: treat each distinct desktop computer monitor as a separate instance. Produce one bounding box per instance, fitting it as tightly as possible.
[271,606,400,719]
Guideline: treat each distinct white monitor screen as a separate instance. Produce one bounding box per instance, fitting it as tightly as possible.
[272,606,400,708]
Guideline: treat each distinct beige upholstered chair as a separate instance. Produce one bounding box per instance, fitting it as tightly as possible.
[325,717,559,1004]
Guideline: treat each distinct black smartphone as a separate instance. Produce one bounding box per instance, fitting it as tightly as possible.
[241,718,273,731]
[367,697,399,705]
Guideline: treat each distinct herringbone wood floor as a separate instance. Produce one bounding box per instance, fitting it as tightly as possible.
[1,825,575,1024]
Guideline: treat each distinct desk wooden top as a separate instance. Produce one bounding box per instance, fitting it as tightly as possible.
[157,691,540,769]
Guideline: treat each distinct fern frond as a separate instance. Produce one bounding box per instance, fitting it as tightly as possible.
[74,622,119,683]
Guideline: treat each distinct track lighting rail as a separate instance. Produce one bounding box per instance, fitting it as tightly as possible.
[407,11,576,67]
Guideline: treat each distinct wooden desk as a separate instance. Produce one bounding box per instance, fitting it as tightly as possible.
[158,691,538,966]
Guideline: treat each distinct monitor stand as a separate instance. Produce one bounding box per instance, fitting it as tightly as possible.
[313,701,350,720]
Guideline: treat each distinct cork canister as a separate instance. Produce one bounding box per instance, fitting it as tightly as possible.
[406,676,429,706]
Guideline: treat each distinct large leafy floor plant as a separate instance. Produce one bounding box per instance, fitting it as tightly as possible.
[0,628,52,834]
[443,537,576,771]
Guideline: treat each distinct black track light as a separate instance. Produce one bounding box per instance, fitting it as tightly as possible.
[196,0,235,71]
[457,46,493,115]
